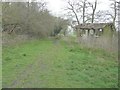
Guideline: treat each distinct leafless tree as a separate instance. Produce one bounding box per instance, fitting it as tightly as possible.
[82,0,87,23]
[106,0,118,27]
[116,1,120,30]
[2,1,68,37]
[111,0,117,25]
[64,0,98,37]
[88,0,97,23]
[65,0,98,24]
[66,0,80,25]
[95,10,113,23]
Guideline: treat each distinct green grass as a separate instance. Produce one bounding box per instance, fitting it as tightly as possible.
[2,39,118,88]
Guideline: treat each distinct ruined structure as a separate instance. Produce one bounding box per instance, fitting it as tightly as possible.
[75,23,115,37]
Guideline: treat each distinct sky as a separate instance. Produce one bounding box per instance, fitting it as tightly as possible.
[2,0,112,15]
[45,0,111,17]
[2,0,114,18]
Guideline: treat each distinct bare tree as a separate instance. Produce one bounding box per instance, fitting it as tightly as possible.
[2,2,66,38]
[118,1,120,31]
[65,0,90,24]
[108,0,118,27]
[65,0,98,24]
[88,0,97,23]
[95,10,113,23]
[66,0,80,25]
[26,0,30,32]
[64,0,98,37]
[111,0,117,25]
[82,0,87,23]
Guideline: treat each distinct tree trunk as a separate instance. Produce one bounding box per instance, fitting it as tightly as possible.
[113,1,116,27]
[91,0,97,23]
[83,0,86,23]
[26,1,30,31]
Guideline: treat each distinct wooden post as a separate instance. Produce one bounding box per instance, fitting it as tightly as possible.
[93,29,95,35]
[88,29,90,36]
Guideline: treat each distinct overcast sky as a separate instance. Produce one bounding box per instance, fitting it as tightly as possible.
[45,0,111,16]
[3,0,114,17]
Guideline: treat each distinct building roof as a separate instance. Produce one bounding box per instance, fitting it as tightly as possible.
[75,23,113,30]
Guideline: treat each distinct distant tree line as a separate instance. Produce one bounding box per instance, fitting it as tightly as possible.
[2,1,69,38]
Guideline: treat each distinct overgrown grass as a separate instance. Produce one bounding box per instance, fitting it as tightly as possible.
[2,39,118,88]
[2,40,52,87]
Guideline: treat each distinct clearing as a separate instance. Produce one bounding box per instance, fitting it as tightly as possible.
[2,39,118,88]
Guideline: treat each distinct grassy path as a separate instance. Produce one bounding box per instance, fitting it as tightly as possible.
[2,40,118,88]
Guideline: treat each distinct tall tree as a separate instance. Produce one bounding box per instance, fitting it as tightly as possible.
[88,0,97,23]
[2,2,68,38]
[110,0,117,26]
[66,0,80,25]
[82,0,87,23]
